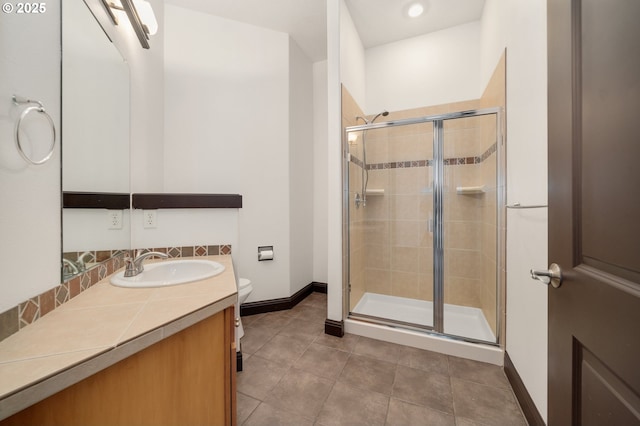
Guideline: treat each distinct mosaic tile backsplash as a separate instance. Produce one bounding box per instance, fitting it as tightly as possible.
[0,244,232,342]
[353,142,498,170]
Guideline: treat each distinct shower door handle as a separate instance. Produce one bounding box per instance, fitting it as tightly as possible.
[530,263,563,288]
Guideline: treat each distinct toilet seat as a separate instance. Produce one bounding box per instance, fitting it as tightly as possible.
[236,278,253,347]
[238,278,253,304]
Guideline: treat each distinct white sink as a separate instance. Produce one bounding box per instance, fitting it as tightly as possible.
[110,259,225,288]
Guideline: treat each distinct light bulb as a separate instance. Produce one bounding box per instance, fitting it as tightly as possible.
[135,0,158,35]
[407,3,424,18]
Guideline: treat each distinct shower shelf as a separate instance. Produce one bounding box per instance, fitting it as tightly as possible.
[456,185,485,194]
[365,189,385,196]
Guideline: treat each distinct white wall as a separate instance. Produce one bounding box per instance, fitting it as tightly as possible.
[163,5,306,303]
[339,0,366,110]
[327,0,343,322]
[313,60,329,284]
[366,22,482,113]
[0,5,61,312]
[131,209,238,251]
[339,6,481,114]
[479,0,508,91]
[478,0,549,420]
[498,0,549,421]
[289,39,315,294]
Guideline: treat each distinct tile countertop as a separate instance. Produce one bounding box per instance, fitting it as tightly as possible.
[0,255,237,420]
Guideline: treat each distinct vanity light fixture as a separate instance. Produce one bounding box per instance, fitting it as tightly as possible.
[101,0,158,49]
[348,132,359,144]
[407,3,425,18]
[135,1,158,35]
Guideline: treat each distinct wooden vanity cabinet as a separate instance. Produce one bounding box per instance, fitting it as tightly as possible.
[1,307,237,426]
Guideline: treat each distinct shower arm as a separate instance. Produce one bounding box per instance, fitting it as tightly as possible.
[355,111,389,207]
[355,116,369,208]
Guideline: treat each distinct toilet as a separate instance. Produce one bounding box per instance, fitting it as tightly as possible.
[235,277,253,360]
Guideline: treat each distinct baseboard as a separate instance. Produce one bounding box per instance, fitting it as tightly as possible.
[240,282,327,316]
[324,319,344,337]
[504,351,545,426]
[312,282,327,293]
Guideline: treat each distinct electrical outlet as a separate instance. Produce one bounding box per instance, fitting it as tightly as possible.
[108,210,123,230]
[143,210,157,229]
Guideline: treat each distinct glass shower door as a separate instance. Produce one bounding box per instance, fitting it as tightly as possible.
[347,120,435,330]
[441,114,499,343]
[345,108,503,345]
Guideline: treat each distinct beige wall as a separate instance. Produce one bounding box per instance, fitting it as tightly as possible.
[478,51,506,334]
[342,86,366,310]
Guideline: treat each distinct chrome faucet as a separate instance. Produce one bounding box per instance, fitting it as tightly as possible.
[62,258,80,276]
[76,251,92,272]
[124,250,168,277]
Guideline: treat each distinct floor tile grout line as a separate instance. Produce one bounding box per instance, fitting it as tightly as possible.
[238,293,526,426]
[449,364,458,421]
[312,370,339,424]
[384,362,401,425]
[236,390,260,426]
[450,375,512,390]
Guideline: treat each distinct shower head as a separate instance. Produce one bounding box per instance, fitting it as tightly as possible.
[356,110,389,125]
[371,110,389,123]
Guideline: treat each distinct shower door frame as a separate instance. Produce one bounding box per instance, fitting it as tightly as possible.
[343,107,505,346]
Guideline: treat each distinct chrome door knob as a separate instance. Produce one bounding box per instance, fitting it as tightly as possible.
[530,263,563,288]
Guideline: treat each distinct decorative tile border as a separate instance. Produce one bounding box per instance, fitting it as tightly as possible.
[368,159,432,170]
[352,142,497,170]
[0,244,232,342]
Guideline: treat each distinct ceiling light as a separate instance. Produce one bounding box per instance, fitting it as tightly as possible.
[407,3,424,18]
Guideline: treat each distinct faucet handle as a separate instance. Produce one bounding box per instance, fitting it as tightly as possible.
[123,253,136,276]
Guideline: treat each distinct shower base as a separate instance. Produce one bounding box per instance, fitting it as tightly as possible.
[352,292,496,343]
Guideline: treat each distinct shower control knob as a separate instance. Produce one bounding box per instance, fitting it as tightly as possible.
[530,263,563,288]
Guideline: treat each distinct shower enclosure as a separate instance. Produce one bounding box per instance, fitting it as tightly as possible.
[344,108,504,344]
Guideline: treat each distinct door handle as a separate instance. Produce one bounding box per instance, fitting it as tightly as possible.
[530,263,563,288]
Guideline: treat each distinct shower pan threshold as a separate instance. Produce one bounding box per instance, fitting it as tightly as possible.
[352,292,496,343]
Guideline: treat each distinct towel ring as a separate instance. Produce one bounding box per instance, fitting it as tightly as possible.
[13,95,56,165]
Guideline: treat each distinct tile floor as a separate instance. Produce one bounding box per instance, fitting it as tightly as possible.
[237,292,527,426]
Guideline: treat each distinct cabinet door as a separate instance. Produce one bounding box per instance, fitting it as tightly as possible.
[2,307,236,426]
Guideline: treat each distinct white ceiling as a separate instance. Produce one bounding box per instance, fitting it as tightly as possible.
[164,0,328,61]
[164,0,485,62]
[345,0,485,49]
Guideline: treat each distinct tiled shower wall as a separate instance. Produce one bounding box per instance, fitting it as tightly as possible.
[477,52,506,335]
[343,51,505,337]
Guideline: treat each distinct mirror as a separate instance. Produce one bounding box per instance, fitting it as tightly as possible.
[61,0,131,281]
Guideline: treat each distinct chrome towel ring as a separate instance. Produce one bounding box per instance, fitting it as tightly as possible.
[12,95,56,165]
